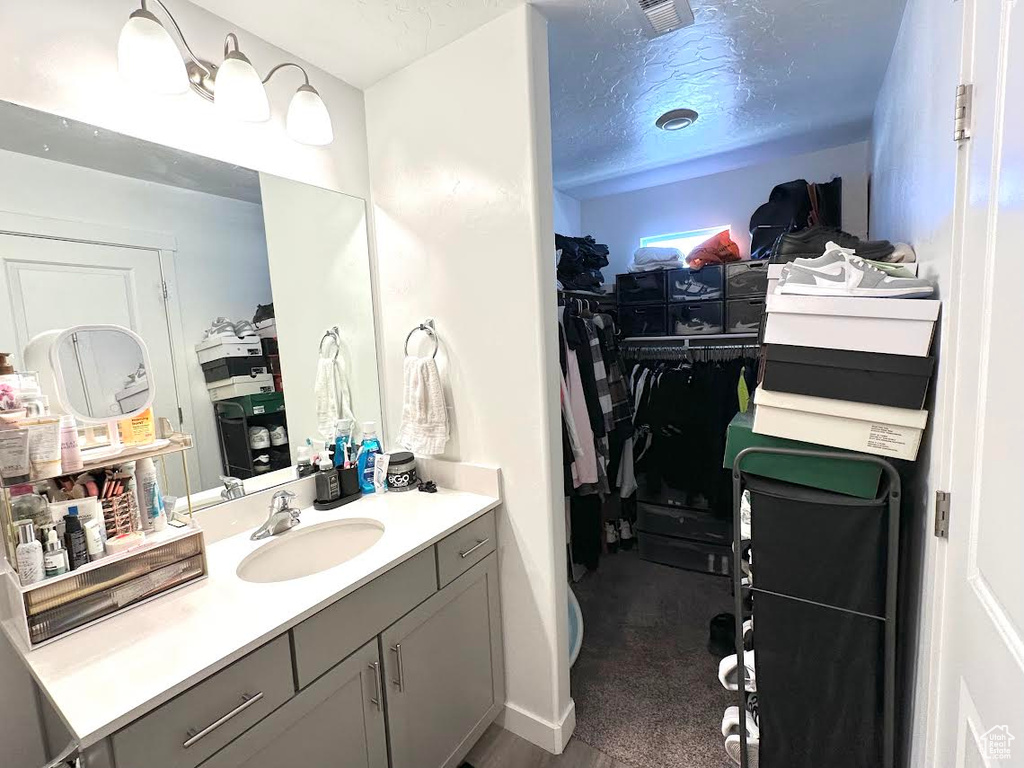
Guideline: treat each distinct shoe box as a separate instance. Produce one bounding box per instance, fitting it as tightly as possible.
[201,356,269,384]
[638,531,732,575]
[764,294,940,356]
[753,387,928,461]
[620,304,667,336]
[669,301,724,335]
[762,344,935,410]
[207,374,276,402]
[724,410,883,499]
[195,335,264,366]
[637,502,731,546]
[668,266,723,302]
[725,261,769,298]
[616,272,667,304]
[725,298,765,334]
[767,261,920,295]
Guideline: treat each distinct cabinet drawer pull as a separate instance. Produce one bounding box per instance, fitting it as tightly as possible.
[390,644,405,691]
[183,692,264,749]
[369,661,382,709]
[459,538,490,559]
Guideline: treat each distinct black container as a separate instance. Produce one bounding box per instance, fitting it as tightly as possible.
[668,301,724,335]
[747,474,888,617]
[725,297,765,334]
[763,344,936,409]
[616,272,666,304]
[315,466,341,504]
[638,531,731,575]
[338,466,361,498]
[725,260,769,298]
[201,356,269,383]
[620,304,667,337]
[260,337,280,357]
[636,502,731,545]
[667,265,723,302]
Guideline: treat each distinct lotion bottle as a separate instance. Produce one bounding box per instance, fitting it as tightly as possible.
[15,520,44,586]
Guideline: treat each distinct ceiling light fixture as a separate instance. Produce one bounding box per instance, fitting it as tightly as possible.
[117,0,334,146]
[656,108,699,131]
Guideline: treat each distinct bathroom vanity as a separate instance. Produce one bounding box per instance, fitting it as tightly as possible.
[8,485,503,768]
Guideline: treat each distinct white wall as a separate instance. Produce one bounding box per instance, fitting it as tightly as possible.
[553,189,582,237]
[260,174,381,456]
[580,141,871,275]
[870,0,962,764]
[0,147,272,494]
[0,2,376,763]
[366,5,572,753]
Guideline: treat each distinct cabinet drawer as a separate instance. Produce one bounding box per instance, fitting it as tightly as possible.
[436,511,496,588]
[292,547,437,689]
[111,635,293,768]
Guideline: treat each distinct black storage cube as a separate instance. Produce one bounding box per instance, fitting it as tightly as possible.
[725,298,765,334]
[725,261,769,297]
[637,502,731,545]
[260,337,280,356]
[667,265,723,302]
[756,592,883,768]
[638,531,731,575]
[201,356,269,383]
[763,344,936,410]
[669,301,724,335]
[620,305,667,336]
[616,272,667,304]
[747,475,888,617]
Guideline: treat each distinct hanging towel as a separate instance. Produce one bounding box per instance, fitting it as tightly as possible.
[314,335,354,439]
[398,356,449,455]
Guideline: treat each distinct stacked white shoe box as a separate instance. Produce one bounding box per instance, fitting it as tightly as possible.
[755,246,940,461]
[195,319,274,402]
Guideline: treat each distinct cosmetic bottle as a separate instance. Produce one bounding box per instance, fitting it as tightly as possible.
[84,518,106,562]
[43,528,67,578]
[59,415,83,474]
[315,458,341,504]
[63,509,89,571]
[136,457,166,532]
[356,422,383,494]
[15,520,44,586]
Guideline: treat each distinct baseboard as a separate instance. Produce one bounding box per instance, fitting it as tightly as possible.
[497,698,576,754]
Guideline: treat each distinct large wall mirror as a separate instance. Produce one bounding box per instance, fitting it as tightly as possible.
[0,100,382,511]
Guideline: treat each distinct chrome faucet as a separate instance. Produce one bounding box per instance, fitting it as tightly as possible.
[221,476,245,502]
[250,490,301,541]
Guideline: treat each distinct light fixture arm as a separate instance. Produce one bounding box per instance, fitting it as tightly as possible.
[262,62,311,87]
[139,0,211,75]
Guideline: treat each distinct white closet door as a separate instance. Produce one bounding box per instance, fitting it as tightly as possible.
[0,234,190,496]
[931,0,1024,764]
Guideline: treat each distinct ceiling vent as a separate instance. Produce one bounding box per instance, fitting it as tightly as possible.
[636,0,695,37]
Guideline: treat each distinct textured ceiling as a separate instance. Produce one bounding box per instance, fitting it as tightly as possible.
[188,0,524,89]
[539,0,907,197]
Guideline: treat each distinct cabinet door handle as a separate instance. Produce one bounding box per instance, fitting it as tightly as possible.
[183,692,264,749]
[368,661,382,710]
[390,644,405,691]
[459,538,490,559]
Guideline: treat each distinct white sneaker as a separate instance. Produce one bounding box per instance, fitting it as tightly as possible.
[604,521,619,554]
[780,242,933,298]
[270,425,288,447]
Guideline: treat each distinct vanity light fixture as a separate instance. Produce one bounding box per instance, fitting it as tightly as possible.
[117,0,334,145]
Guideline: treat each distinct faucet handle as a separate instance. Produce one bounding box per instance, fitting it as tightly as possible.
[271,489,297,506]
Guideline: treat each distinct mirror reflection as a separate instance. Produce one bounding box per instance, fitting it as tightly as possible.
[0,100,382,511]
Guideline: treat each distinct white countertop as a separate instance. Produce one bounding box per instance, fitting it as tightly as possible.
[4,487,500,748]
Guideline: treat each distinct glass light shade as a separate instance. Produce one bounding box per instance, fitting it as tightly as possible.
[287,85,334,146]
[117,10,189,95]
[215,51,270,122]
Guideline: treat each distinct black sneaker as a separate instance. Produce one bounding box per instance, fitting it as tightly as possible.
[772,226,894,263]
[708,612,735,658]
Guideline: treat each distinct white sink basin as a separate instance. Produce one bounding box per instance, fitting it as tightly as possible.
[237,519,385,583]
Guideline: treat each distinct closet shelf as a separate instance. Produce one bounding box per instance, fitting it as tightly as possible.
[622,333,758,343]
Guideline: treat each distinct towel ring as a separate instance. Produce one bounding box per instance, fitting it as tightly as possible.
[319,326,341,359]
[405,323,438,359]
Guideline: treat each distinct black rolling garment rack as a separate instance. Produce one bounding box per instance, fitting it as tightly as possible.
[730,447,900,768]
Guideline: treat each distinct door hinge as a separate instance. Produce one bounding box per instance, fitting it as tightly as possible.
[934,490,951,538]
[954,84,973,142]
[161,281,169,300]
[177,407,184,427]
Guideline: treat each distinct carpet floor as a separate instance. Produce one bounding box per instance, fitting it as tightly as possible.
[570,549,736,768]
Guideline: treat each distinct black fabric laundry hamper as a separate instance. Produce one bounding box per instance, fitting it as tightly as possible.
[746,474,890,768]
[762,344,935,410]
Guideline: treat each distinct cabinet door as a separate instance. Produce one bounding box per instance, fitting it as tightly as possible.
[381,553,504,768]
[202,639,387,768]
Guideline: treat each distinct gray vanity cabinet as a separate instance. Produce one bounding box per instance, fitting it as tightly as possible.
[381,552,504,768]
[201,639,387,768]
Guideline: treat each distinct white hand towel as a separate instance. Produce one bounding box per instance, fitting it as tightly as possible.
[314,350,354,439]
[398,356,449,455]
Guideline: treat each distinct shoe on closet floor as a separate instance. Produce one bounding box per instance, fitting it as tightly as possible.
[772,225,894,263]
[708,613,735,658]
[618,518,635,550]
[719,649,757,691]
[604,521,619,554]
[723,713,759,767]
